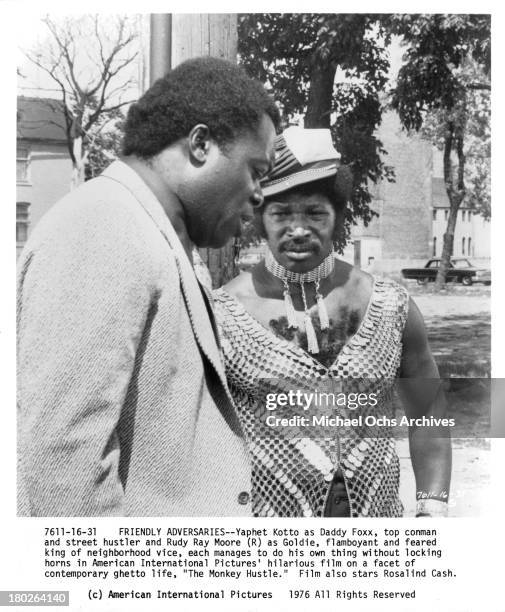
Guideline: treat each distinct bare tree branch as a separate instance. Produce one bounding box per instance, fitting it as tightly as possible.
[85,29,137,99]
[84,99,134,132]
[106,51,139,79]
[22,14,138,186]
[94,15,106,67]
[100,100,135,113]
[23,49,75,151]
[104,78,136,100]
[43,17,84,98]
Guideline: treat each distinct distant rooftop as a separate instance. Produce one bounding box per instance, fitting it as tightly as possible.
[17,96,67,143]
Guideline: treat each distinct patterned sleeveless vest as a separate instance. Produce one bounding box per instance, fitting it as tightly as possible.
[214,277,409,517]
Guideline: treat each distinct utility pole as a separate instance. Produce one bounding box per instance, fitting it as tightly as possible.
[149,15,172,84]
[149,13,238,287]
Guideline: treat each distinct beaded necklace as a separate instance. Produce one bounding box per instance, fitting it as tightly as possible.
[264,247,334,354]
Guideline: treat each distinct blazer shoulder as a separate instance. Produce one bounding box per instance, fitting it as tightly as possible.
[18,177,177,292]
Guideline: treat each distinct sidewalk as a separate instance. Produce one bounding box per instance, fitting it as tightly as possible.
[398,438,490,517]
[414,293,490,319]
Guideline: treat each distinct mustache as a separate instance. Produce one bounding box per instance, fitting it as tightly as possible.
[281,240,317,252]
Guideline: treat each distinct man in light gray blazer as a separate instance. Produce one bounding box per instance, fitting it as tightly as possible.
[17,57,279,516]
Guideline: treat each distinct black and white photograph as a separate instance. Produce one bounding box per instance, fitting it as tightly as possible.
[14,11,491,518]
[1,4,503,611]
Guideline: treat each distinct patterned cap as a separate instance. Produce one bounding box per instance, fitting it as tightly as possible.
[261,126,341,197]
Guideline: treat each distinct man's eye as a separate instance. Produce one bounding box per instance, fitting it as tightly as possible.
[310,210,329,217]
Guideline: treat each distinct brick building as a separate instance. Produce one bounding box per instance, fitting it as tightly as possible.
[16,97,73,257]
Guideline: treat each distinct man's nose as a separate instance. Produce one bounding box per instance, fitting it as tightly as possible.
[250,188,264,209]
[241,188,263,222]
[288,224,311,238]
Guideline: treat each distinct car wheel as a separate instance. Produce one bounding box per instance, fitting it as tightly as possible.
[484,281,491,286]
[417,278,429,286]
[461,276,472,286]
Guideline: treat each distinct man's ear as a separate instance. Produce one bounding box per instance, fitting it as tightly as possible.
[188,124,211,164]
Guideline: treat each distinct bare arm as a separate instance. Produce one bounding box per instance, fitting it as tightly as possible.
[399,298,452,514]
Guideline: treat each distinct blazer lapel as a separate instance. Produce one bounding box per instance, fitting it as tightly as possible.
[101,162,228,388]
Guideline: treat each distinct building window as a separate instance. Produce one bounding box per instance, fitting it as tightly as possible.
[16,147,30,183]
[433,236,437,256]
[462,210,466,222]
[433,209,437,221]
[16,202,30,244]
[468,237,472,256]
[468,211,472,222]
[462,237,466,255]
[444,209,449,221]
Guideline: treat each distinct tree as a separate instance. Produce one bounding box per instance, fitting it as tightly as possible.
[84,111,125,181]
[23,15,139,188]
[389,14,490,288]
[238,13,395,251]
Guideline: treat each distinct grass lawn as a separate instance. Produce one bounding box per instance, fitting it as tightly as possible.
[427,312,490,378]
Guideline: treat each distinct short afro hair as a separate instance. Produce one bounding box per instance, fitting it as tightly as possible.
[122,56,280,158]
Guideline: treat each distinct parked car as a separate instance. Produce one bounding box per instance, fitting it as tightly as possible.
[238,252,262,271]
[401,258,491,286]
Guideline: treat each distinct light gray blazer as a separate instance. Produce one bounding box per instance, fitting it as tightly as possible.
[17,161,251,516]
